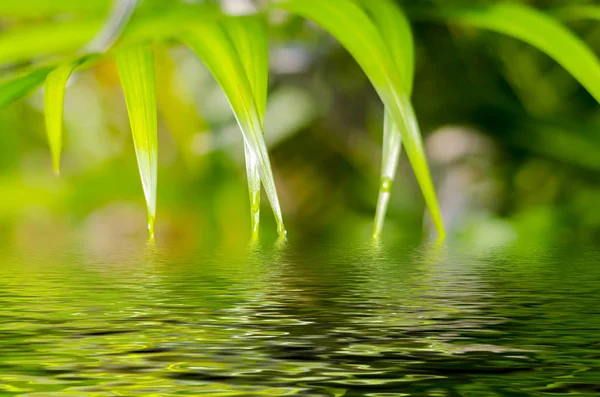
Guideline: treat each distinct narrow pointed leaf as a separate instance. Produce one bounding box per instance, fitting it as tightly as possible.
[373,111,402,239]
[244,143,261,239]
[179,21,286,237]
[275,0,445,238]
[358,0,415,91]
[225,15,269,119]
[44,63,77,174]
[0,3,221,66]
[224,15,270,239]
[358,0,417,238]
[84,0,138,54]
[441,3,600,104]
[116,46,158,239]
[0,67,53,109]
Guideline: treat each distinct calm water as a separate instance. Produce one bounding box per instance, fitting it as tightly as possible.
[1,243,599,396]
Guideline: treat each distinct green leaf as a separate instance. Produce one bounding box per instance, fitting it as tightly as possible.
[43,63,77,174]
[0,3,221,67]
[441,3,600,104]
[84,0,138,54]
[275,0,445,239]
[358,0,414,91]
[0,67,53,109]
[221,16,267,239]
[225,16,269,118]
[179,20,287,238]
[115,46,158,239]
[357,0,417,239]
[373,110,403,239]
[0,0,108,18]
[223,15,269,240]
[0,20,101,67]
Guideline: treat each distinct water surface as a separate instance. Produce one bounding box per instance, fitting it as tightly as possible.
[1,243,599,396]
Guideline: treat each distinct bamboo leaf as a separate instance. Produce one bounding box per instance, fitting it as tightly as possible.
[441,3,600,104]
[225,16,269,118]
[0,67,53,109]
[224,15,269,240]
[0,0,108,18]
[115,46,158,239]
[84,0,138,54]
[358,0,417,238]
[358,0,414,90]
[275,0,445,239]
[43,63,77,174]
[179,20,287,238]
[373,110,403,238]
[0,3,221,66]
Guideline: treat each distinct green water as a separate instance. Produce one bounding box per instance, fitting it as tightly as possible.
[1,243,599,396]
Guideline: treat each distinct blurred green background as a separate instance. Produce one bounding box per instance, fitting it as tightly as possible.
[0,0,599,253]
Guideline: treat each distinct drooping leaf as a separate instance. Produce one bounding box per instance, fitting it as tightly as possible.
[225,16,269,118]
[373,110,403,238]
[85,0,138,54]
[115,46,158,239]
[275,0,445,239]
[440,3,600,104]
[358,0,417,238]
[43,63,77,174]
[0,20,102,67]
[358,0,414,90]
[0,3,221,67]
[224,15,269,239]
[244,143,262,239]
[0,0,108,18]
[0,67,53,109]
[179,20,287,238]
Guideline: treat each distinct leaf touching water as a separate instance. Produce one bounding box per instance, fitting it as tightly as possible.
[43,63,77,174]
[224,15,270,240]
[441,3,600,104]
[180,19,286,238]
[275,0,445,239]
[116,46,158,239]
[0,67,53,109]
[358,0,417,239]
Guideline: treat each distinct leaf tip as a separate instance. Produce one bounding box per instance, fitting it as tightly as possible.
[51,154,61,176]
[148,217,155,240]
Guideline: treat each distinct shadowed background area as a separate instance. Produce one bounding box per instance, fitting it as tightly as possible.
[0,0,599,254]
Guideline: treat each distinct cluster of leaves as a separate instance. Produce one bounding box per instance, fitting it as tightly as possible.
[0,0,599,241]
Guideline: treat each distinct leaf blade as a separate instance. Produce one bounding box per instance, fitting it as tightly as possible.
[358,0,414,92]
[180,21,287,237]
[275,0,445,238]
[224,15,270,239]
[44,63,77,174]
[115,46,158,239]
[0,3,221,67]
[0,67,53,109]
[225,15,269,120]
[441,3,600,104]
[358,0,416,238]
